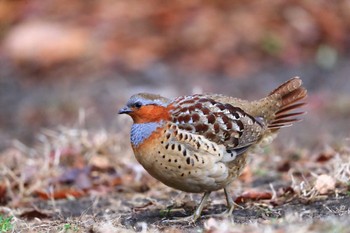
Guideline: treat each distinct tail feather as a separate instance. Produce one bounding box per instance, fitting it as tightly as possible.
[267,77,307,130]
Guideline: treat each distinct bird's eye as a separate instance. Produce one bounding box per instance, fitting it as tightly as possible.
[134,102,142,108]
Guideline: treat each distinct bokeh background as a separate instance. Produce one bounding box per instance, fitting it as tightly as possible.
[1,0,350,150]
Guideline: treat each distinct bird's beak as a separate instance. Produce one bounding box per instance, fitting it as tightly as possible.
[118,106,132,114]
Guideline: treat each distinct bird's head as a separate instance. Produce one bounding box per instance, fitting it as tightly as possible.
[118,93,172,123]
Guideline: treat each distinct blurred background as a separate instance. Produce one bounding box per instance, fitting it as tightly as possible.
[1,0,350,150]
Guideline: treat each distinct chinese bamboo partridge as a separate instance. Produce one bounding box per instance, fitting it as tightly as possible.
[119,77,307,222]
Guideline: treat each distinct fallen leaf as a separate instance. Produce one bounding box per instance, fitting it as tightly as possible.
[36,188,86,200]
[235,190,272,204]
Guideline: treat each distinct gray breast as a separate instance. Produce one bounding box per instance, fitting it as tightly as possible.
[131,122,163,146]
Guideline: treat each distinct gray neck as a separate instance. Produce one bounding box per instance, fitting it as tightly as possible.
[130,122,163,147]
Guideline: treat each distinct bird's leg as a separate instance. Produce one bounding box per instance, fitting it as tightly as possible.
[192,191,211,221]
[162,192,211,223]
[209,187,242,218]
[222,187,235,216]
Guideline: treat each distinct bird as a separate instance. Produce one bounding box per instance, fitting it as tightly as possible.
[119,77,307,222]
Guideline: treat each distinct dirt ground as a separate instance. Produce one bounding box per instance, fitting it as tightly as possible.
[21,191,350,232]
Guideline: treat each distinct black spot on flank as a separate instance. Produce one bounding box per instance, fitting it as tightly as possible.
[188,171,191,175]
[165,167,168,169]
[196,141,201,149]
[179,133,183,140]
[231,153,234,157]
[161,141,164,144]
[186,157,191,165]
[178,165,181,169]
[202,158,205,164]
[166,134,171,139]
[165,144,169,149]
[168,159,171,162]
[158,151,161,154]
[212,144,216,151]
[162,155,165,159]
[175,159,178,163]
[178,145,182,151]
[183,150,187,156]
[160,163,163,165]
[184,134,188,140]
[194,154,199,161]
[171,144,175,150]
[181,173,184,177]
[174,130,178,136]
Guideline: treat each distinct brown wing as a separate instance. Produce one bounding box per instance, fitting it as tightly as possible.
[170,95,264,150]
